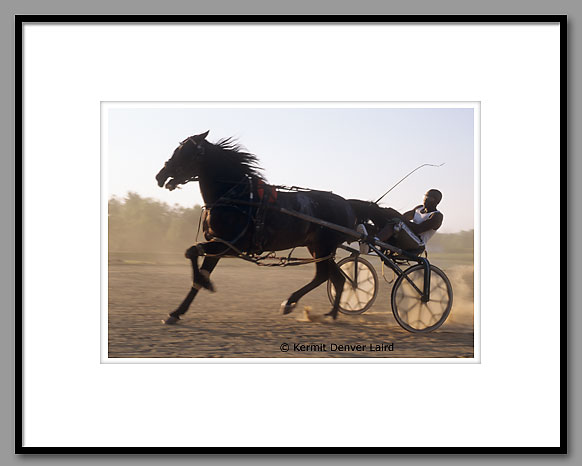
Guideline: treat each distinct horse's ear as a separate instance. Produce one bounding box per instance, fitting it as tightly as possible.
[194,130,210,141]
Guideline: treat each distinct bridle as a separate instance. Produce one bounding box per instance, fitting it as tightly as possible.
[163,136,204,184]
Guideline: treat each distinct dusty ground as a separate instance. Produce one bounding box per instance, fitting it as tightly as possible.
[108,254,474,359]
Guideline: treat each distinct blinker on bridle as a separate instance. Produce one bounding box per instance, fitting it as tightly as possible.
[180,136,205,153]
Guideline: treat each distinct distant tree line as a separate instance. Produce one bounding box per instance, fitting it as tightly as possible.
[108,192,203,253]
[427,229,474,254]
[109,192,474,254]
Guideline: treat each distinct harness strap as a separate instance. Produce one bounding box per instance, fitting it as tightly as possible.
[252,179,269,253]
[200,176,255,245]
[195,206,206,242]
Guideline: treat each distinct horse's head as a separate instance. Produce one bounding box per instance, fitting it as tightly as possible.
[155,130,210,191]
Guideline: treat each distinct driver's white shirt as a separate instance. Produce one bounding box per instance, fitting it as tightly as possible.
[412,207,440,244]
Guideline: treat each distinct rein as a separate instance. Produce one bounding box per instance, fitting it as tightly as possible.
[207,236,335,267]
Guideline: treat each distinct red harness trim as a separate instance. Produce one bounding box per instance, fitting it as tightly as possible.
[256,179,278,203]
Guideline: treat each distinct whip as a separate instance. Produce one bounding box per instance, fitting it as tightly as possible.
[375,163,445,204]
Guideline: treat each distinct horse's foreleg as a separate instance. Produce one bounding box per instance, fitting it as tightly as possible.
[163,242,228,324]
[165,256,220,323]
[281,259,331,315]
[164,286,200,324]
[185,241,236,290]
[185,244,216,292]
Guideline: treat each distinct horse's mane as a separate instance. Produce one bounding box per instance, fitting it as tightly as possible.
[209,137,266,181]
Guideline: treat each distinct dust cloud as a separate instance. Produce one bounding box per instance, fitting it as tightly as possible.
[444,265,474,327]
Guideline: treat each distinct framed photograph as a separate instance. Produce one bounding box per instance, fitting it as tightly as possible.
[104,101,478,361]
[18,15,566,452]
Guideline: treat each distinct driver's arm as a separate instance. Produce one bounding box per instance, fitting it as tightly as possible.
[402,205,421,222]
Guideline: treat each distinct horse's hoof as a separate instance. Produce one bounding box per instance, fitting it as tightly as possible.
[280,300,297,315]
[324,310,338,320]
[163,315,180,325]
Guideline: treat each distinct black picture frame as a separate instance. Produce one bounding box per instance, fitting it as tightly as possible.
[15,14,567,454]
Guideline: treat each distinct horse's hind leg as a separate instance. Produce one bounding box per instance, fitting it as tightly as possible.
[324,260,346,320]
[163,242,228,324]
[281,258,332,315]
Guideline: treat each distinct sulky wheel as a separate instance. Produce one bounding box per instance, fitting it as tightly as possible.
[327,256,379,315]
[391,264,453,333]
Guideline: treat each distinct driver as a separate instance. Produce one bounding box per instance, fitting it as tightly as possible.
[361,189,444,252]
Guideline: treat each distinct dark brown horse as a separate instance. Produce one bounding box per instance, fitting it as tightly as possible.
[155,131,357,324]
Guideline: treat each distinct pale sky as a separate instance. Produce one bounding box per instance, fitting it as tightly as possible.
[106,105,475,233]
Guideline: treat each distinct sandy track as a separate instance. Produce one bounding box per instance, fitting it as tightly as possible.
[108,258,474,359]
